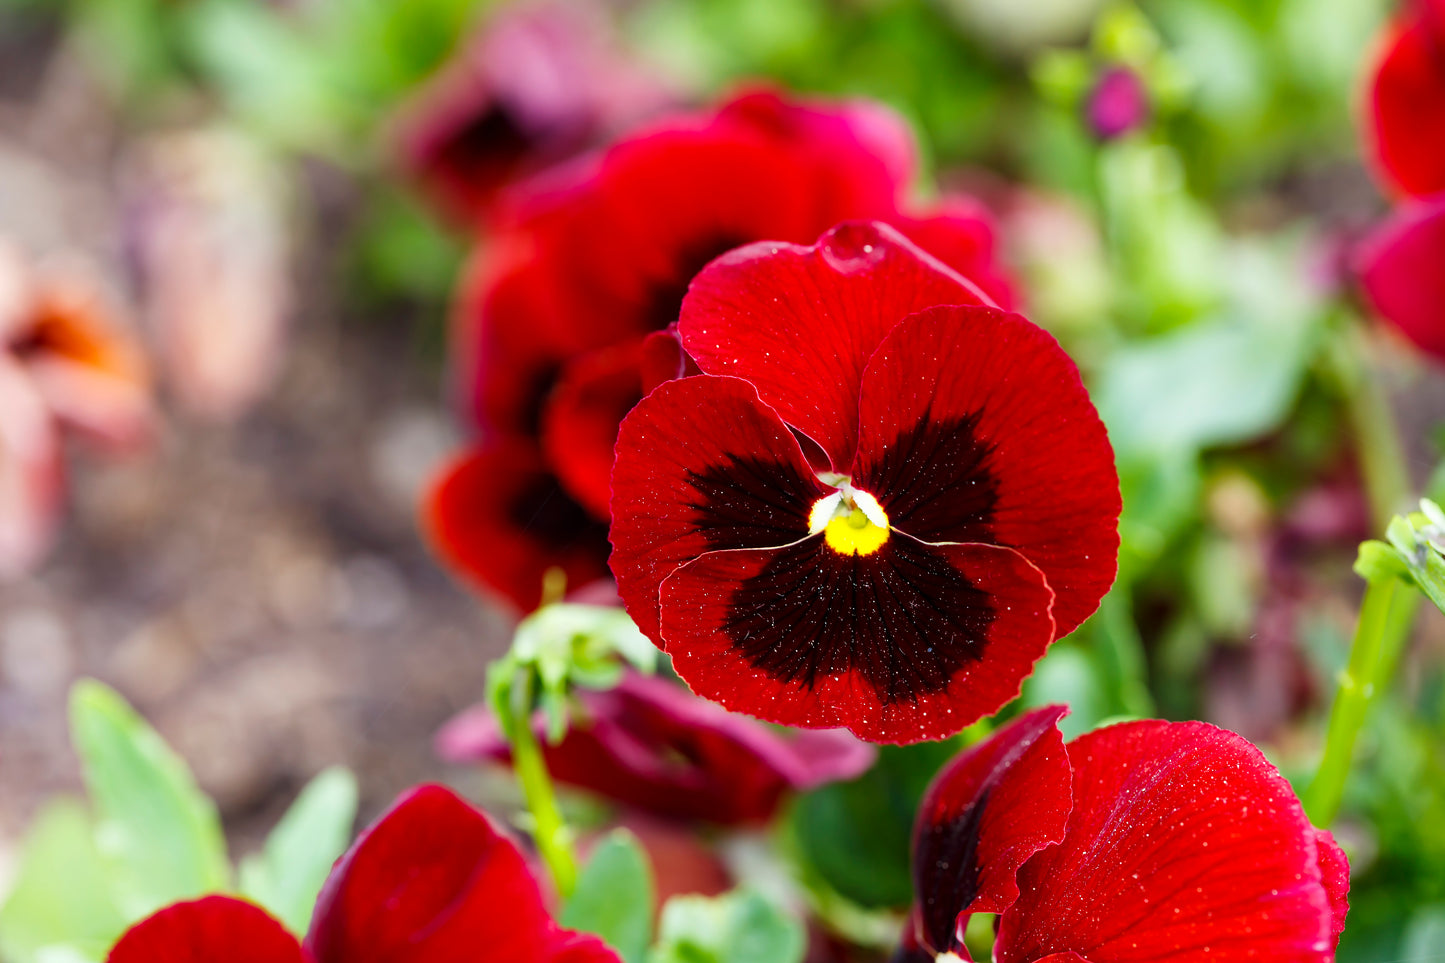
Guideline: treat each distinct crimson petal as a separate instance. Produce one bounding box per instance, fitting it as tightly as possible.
[425,440,612,613]
[679,221,991,470]
[912,705,1072,954]
[1367,11,1445,198]
[893,198,1019,311]
[438,672,875,825]
[995,721,1344,963]
[1314,829,1350,943]
[853,305,1120,639]
[1357,197,1445,363]
[658,534,1054,743]
[609,375,828,642]
[108,896,306,963]
[542,331,691,520]
[306,784,614,963]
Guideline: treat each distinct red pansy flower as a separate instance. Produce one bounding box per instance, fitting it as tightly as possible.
[899,707,1349,962]
[438,671,876,825]
[1356,196,1445,361]
[609,222,1120,743]
[395,1,669,226]
[107,785,619,963]
[1366,0,1445,198]
[429,91,1017,612]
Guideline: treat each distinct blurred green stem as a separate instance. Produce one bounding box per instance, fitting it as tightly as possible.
[1305,577,1399,826]
[1335,321,1410,532]
[1306,319,1420,827]
[508,676,579,898]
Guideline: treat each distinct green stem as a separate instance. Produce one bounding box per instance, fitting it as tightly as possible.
[511,708,579,897]
[1305,577,1399,826]
[1335,322,1410,532]
[1304,317,1420,828]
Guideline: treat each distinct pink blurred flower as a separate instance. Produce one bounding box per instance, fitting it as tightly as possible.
[395,1,671,226]
[1086,65,1150,140]
[438,672,876,826]
[0,243,153,578]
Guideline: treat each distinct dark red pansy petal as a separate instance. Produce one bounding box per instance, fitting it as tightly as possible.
[890,915,944,963]
[452,232,602,436]
[609,375,828,643]
[1367,13,1445,198]
[541,330,696,520]
[679,221,990,471]
[425,440,612,613]
[913,706,1072,953]
[853,305,1120,641]
[306,784,598,963]
[543,340,650,518]
[108,896,305,963]
[892,197,1017,311]
[1357,198,1445,362]
[716,88,915,218]
[1315,829,1350,943]
[439,673,874,825]
[995,721,1341,963]
[658,534,1054,743]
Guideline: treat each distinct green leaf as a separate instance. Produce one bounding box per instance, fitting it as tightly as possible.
[1097,240,1324,458]
[238,767,359,936]
[791,740,955,908]
[561,831,655,963]
[649,890,804,963]
[68,680,230,920]
[0,799,125,963]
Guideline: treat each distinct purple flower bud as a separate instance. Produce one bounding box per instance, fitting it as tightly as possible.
[1086,65,1150,140]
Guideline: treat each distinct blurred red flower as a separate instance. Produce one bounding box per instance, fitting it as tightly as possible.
[107,785,618,963]
[1357,197,1445,361]
[428,90,1019,613]
[608,222,1119,743]
[899,707,1349,962]
[395,1,670,226]
[438,671,876,825]
[1366,0,1445,198]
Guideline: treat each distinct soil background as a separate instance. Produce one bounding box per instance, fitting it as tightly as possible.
[0,31,511,880]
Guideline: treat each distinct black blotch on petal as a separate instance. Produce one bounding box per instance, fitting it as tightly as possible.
[722,536,994,702]
[917,785,989,952]
[685,454,816,552]
[509,473,608,551]
[862,413,1001,544]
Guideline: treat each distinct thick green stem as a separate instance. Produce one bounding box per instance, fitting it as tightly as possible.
[1305,577,1399,826]
[511,707,579,897]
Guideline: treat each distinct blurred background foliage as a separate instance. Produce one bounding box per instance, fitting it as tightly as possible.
[2,0,1443,957]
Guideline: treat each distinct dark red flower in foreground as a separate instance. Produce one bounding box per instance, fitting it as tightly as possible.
[900,707,1349,962]
[438,671,876,825]
[1357,196,1445,361]
[107,785,618,963]
[1367,0,1445,197]
[609,222,1120,742]
[395,1,669,225]
[429,90,1018,612]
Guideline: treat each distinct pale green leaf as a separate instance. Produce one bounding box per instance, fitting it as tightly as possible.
[69,680,230,920]
[238,767,358,936]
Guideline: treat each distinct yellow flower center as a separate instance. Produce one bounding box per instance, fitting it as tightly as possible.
[808,484,890,556]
